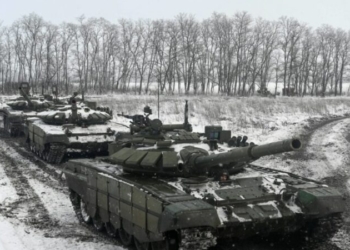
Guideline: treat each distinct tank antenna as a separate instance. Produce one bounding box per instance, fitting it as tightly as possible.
[157,80,160,119]
[184,100,188,125]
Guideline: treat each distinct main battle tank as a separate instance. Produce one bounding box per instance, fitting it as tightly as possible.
[64,92,113,117]
[117,100,192,134]
[63,103,345,250]
[25,101,116,164]
[0,82,54,136]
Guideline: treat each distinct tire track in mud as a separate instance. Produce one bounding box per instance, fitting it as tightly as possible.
[218,116,350,250]
[0,133,67,188]
[0,132,123,247]
[290,116,350,250]
[311,120,350,250]
[0,149,59,230]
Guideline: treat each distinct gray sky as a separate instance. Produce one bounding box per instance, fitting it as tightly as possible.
[1,0,350,30]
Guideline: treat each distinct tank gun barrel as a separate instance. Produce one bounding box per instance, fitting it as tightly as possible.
[19,87,33,107]
[162,124,190,131]
[193,138,301,169]
[184,100,189,125]
[117,113,134,120]
[71,101,78,123]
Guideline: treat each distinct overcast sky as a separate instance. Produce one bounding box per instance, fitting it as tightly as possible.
[1,0,350,30]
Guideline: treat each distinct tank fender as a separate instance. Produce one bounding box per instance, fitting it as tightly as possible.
[159,200,220,232]
[45,134,69,145]
[296,187,346,216]
[63,162,88,199]
[84,168,98,218]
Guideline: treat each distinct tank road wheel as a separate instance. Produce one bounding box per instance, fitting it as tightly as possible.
[93,216,105,232]
[134,238,150,250]
[4,118,13,136]
[80,199,92,224]
[118,226,133,246]
[105,222,117,238]
[38,147,45,159]
[151,232,179,250]
[69,190,84,223]
[43,150,48,161]
[306,214,343,246]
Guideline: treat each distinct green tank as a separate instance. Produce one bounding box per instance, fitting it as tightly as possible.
[0,82,54,136]
[25,101,116,164]
[0,83,112,136]
[117,100,191,134]
[65,92,113,117]
[63,103,345,250]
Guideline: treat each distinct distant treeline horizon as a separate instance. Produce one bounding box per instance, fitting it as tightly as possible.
[0,12,349,96]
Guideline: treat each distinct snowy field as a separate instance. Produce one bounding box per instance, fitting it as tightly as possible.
[0,94,350,249]
[94,94,350,142]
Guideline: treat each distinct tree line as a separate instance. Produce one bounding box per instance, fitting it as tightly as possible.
[0,12,349,96]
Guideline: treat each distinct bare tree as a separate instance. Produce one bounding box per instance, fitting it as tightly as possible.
[20,13,45,93]
[317,25,335,96]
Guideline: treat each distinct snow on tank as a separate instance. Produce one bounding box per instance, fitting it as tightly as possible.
[37,104,112,125]
[62,101,346,249]
[25,102,117,164]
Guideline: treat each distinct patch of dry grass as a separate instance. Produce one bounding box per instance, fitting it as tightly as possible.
[90,95,350,136]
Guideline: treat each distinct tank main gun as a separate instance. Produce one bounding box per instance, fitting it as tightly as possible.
[181,138,302,176]
[19,84,34,108]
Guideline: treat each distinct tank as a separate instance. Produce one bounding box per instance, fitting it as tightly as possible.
[0,83,112,136]
[117,100,191,134]
[65,92,113,117]
[25,101,117,164]
[63,102,345,250]
[0,82,54,136]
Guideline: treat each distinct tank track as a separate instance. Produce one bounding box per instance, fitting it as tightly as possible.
[4,122,21,137]
[30,142,66,164]
[69,190,217,250]
[180,228,217,250]
[46,143,66,164]
[69,191,123,246]
[307,214,344,247]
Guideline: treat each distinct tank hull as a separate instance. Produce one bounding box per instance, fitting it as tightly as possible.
[0,106,38,136]
[64,159,345,249]
[26,118,115,163]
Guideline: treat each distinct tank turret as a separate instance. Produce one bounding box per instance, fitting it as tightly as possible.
[109,136,301,177]
[37,102,112,126]
[118,101,192,135]
[117,105,163,135]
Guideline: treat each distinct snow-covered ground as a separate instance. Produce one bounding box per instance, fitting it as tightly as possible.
[0,139,124,250]
[0,94,350,249]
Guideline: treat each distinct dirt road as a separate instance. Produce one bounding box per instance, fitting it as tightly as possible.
[0,133,124,250]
